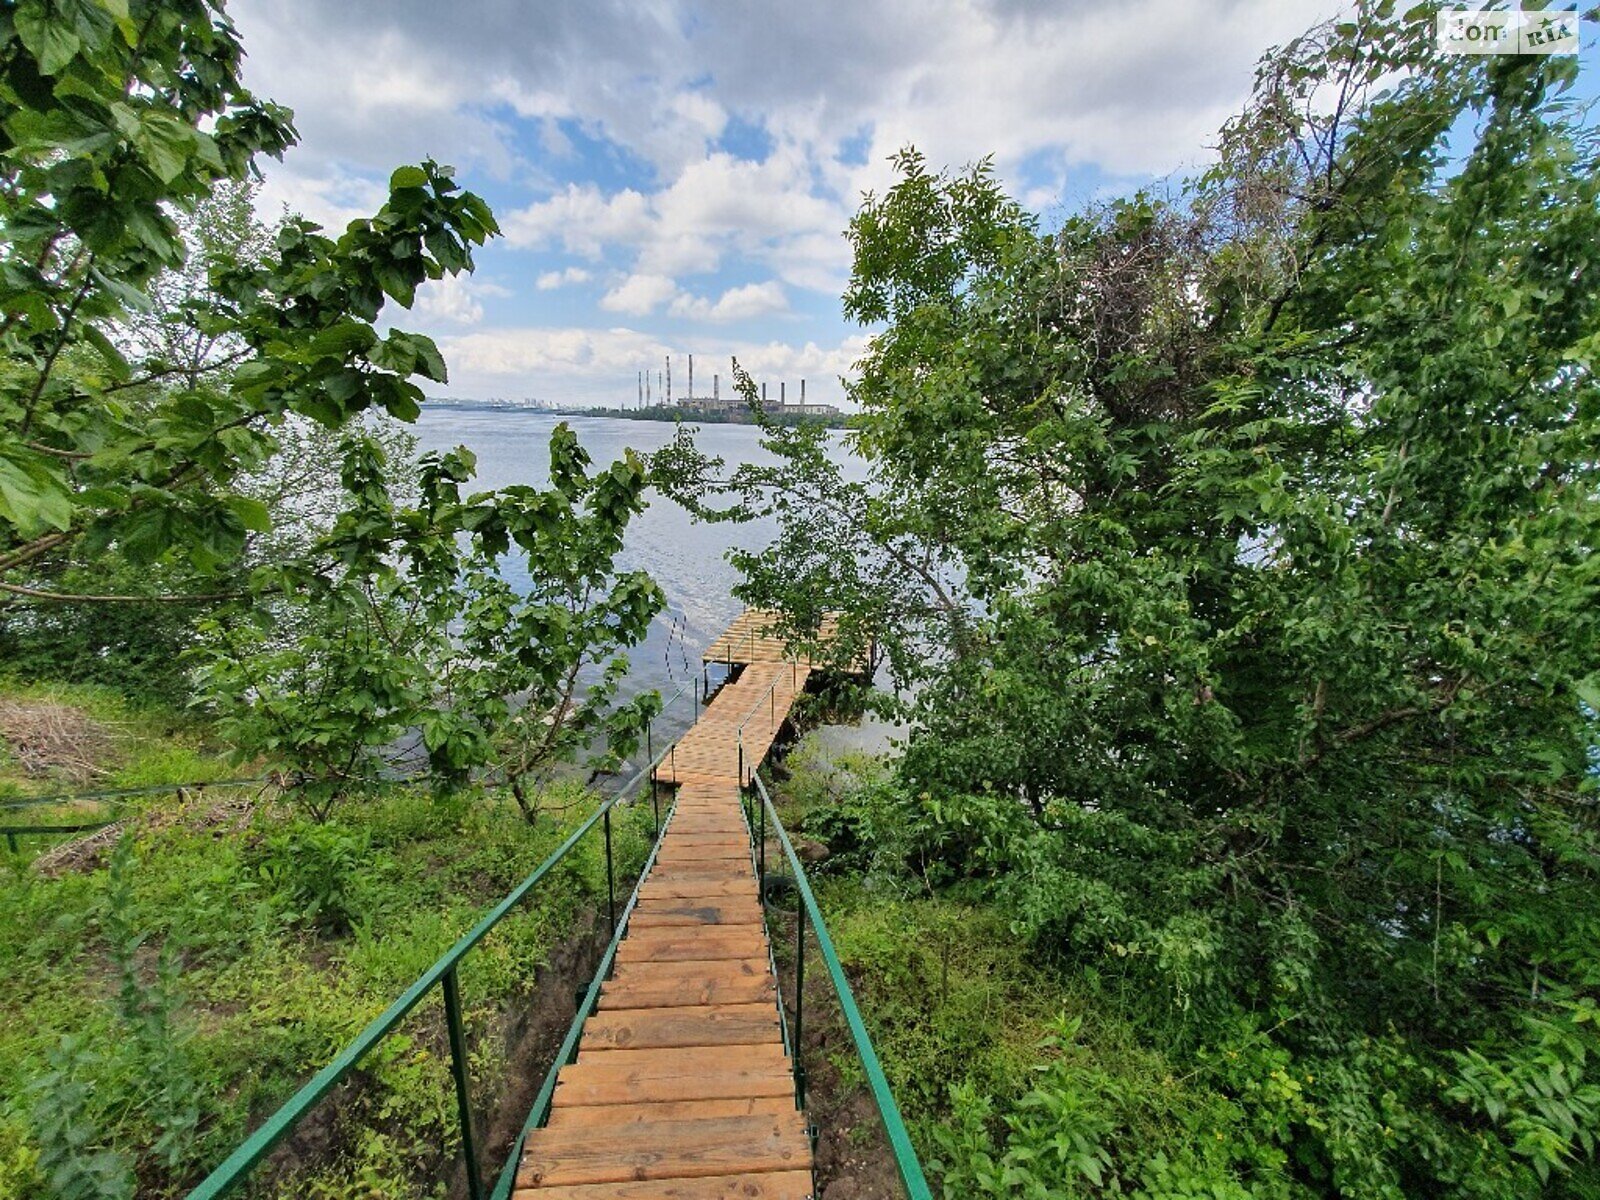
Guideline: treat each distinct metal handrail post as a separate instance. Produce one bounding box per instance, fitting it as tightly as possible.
[603,808,616,936]
[443,965,483,1200]
[794,891,807,1109]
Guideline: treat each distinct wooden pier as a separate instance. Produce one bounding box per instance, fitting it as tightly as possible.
[513,611,823,1197]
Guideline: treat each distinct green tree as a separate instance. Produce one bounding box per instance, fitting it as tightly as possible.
[195,425,665,820]
[0,0,494,601]
[659,7,1600,1195]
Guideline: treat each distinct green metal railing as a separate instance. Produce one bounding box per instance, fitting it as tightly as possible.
[184,670,932,1199]
[485,787,679,1199]
[1,776,271,852]
[750,770,933,1200]
[186,750,673,1200]
[736,659,801,786]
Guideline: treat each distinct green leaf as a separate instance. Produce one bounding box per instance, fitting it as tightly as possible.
[135,112,198,184]
[310,321,378,358]
[14,5,82,74]
[224,495,273,533]
[389,165,429,191]
[410,334,448,383]
[0,448,75,537]
[82,324,132,381]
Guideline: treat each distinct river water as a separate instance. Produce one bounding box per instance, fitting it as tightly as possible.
[412,405,868,754]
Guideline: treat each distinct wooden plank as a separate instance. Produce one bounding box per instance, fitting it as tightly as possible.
[513,1170,814,1199]
[646,868,752,886]
[543,1096,798,1129]
[551,1058,796,1107]
[655,836,749,850]
[666,819,747,832]
[517,1114,808,1187]
[620,925,767,947]
[599,975,777,1009]
[638,878,756,899]
[614,930,769,964]
[570,1042,790,1070]
[579,1004,781,1051]
[654,847,749,865]
[608,956,772,982]
[628,903,763,929]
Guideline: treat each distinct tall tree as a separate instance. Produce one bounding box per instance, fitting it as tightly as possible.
[658,9,1600,1194]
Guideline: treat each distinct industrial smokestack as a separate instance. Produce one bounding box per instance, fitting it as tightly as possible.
[714,373,719,401]
[761,382,767,404]
[801,378,806,404]
[637,371,643,408]
[780,381,786,409]
[688,354,694,401]
[666,355,672,404]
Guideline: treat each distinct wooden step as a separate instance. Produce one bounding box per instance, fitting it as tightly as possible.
[600,974,777,1009]
[614,929,769,964]
[646,870,752,889]
[554,1047,793,1106]
[580,1004,781,1051]
[607,957,772,984]
[513,1172,812,1199]
[655,846,750,864]
[628,901,764,928]
[543,1096,798,1130]
[639,878,757,900]
[518,1113,808,1187]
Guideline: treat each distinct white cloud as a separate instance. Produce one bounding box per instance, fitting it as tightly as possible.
[254,165,387,231]
[536,267,593,290]
[504,149,850,295]
[503,184,655,259]
[229,0,1350,404]
[670,282,788,322]
[599,273,681,316]
[412,275,512,326]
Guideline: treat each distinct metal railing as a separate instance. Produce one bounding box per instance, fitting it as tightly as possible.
[186,749,673,1200]
[0,776,272,852]
[750,771,933,1200]
[486,788,679,1199]
[735,660,801,786]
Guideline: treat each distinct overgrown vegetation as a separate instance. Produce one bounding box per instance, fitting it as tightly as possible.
[667,8,1600,1197]
[0,1,668,1194]
[0,685,649,1198]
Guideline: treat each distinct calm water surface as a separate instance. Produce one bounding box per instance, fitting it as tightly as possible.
[412,406,863,751]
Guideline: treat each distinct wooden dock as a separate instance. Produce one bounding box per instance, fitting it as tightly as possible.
[703,608,863,674]
[514,612,819,1197]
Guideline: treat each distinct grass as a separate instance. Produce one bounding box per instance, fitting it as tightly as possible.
[0,680,651,1199]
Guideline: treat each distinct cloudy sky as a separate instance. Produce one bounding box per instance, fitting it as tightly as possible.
[229,0,1355,406]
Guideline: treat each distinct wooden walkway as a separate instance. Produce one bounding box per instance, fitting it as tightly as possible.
[655,661,808,787]
[703,609,864,674]
[513,614,816,1198]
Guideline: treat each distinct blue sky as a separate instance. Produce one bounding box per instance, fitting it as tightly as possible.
[228,1,1593,408]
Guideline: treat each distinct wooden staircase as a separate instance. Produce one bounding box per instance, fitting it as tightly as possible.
[514,612,817,1197]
